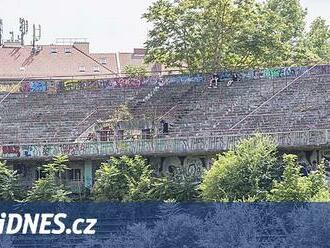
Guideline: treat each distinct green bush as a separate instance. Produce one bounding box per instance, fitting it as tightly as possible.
[200,135,281,202]
[25,155,71,202]
[93,156,154,202]
[267,154,330,202]
[0,161,21,201]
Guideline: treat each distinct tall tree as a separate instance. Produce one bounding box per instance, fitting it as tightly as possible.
[143,0,319,72]
[266,0,307,42]
[306,17,330,63]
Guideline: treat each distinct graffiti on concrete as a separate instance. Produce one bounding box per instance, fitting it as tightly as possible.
[0,64,329,94]
[1,130,328,159]
[162,157,182,175]
[296,150,318,175]
[0,73,206,94]
[2,145,21,158]
[183,157,204,178]
[160,156,204,178]
[216,64,330,81]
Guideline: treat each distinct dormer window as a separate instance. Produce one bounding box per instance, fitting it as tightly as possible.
[64,47,71,54]
[133,53,145,58]
[100,58,107,65]
[79,66,86,72]
[93,66,100,72]
[51,47,57,54]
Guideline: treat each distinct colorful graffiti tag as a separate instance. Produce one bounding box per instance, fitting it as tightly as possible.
[0,74,206,94]
[1,129,328,159]
[0,64,329,94]
[216,64,330,81]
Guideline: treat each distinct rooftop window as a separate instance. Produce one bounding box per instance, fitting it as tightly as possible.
[50,47,57,54]
[100,58,107,65]
[79,66,86,72]
[64,47,72,54]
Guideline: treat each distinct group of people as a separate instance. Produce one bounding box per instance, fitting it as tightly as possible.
[208,73,239,88]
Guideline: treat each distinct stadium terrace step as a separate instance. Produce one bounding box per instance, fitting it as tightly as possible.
[0,71,329,145]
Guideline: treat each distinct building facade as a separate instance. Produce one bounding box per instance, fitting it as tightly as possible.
[0,62,329,192]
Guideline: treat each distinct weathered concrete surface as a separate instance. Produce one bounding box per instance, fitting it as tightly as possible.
[1,129,328,160]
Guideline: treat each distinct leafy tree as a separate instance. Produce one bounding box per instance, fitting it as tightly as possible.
[143,0,316,72]
[263,0,308,66]
[266,0,307,42]
[267,154,330,202]
[123,64,148,77]
[99,104,132,131]
[25,155,72,202]
[0,161,21,201]
[93,155,200,202]
[306,17,330,63]
[200,134,281,202]
[93,156,155,202]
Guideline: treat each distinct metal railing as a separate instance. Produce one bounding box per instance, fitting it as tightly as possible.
[1,129,328,159]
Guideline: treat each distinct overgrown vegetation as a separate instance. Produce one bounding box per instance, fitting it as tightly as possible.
[0,161,21,201]
[25,155,72,202]
[93,155,155,202]
[1,135,329,203]
[200,135,282,202]
[267,155,330,202]
[98,104,132,131]
[143,0,330,72]
[92,155,199,202]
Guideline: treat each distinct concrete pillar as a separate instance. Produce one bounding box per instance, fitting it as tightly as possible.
[84,160,93,189]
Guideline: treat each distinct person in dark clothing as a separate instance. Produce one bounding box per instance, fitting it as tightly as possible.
[227,73,239,86]
[160,120,172,135]
[232,73,239,82]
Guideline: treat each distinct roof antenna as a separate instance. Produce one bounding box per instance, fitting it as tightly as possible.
[32,24,41,54]
[0,19,3,46]
[19,18,28,46]
[9,31,14,42]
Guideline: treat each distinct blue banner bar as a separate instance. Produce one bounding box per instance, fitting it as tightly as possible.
[0,202,329,247]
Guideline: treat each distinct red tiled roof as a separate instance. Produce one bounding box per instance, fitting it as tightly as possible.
[0,44,118,79]
[0,43,170,79]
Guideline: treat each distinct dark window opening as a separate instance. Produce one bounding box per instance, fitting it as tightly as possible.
[13,164,27,177]
[99,128,114,141]
[117,130,124,140]
[69,169,82,181]
[142,128,151,139]
[35,168,46,180]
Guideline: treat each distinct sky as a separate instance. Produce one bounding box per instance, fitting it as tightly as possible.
[0,0,329,53]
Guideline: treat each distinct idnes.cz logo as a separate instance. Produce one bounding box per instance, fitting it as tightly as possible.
[0,213,97,235]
